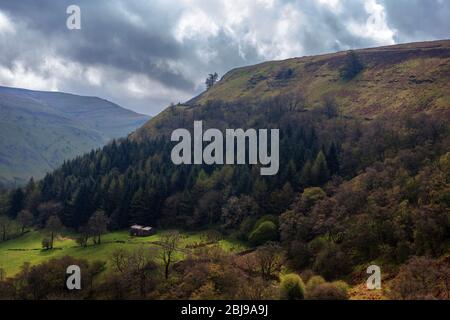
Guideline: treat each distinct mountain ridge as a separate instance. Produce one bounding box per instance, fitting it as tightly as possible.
[190,39,450,113]
[0,86,150,186]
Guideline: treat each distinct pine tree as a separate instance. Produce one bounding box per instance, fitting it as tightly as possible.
[129,188,150,225]
[326,143,340,175]
[312,151,330,186]
[8,188,24,218]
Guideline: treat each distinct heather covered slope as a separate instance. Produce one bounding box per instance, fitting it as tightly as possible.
[0,86,150,186]
[191,40,450,117]
[133,40,450,142]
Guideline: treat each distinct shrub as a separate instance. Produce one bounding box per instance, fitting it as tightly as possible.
[331,280,350,297]
[254,215,279,229]
[306,275,326,294]
[300,269,315,283]
[236,216,257,241]
[298,187,326,211]
[313,244,351,280]
[280,274,305,300]
[41,238,51,250]
[340,50,364,81]
[249,221,278,246]
[390,256,447,300]
[287,240,312,269]
[307,283,349,300]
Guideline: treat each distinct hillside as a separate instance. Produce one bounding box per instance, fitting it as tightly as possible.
[0,86,150,186]
[193,40,450,116]
[1,40,449,300]
[133,40,450,142]
[0,229,246,277]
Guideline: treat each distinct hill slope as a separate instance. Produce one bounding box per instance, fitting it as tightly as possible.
[133,40,450,142]
[198,40,450,113]
[0,86,150,186]
[3,41,449,300]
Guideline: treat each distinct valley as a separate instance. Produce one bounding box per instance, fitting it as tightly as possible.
[0,40,449,300]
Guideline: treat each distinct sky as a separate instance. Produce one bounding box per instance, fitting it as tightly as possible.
[0,0,449,116]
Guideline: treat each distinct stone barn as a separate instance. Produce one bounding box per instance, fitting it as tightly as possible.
[129,225,156,237]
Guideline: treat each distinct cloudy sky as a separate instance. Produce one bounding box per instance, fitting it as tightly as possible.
[0,0,449,115]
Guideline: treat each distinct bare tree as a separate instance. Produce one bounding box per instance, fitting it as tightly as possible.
[0,215,13,242]
[254,242,284,279]
[45,215,62,249]
[17,210,33,234]
[88,210,109,245]
[160,231,181,279]
[111,246,158,297]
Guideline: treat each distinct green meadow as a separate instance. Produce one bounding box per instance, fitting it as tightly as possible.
[0,230,247,277]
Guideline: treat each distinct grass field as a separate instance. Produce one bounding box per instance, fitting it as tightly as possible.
[0,230,247,277]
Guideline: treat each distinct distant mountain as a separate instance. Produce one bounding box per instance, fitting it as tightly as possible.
[0,86,150,186]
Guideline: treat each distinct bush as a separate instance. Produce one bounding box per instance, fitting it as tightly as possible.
[306,275,326,294]
[42,238,51,250]
[313,244,351,280]
[280,274,305,300]
[340,50,364,81]
[331,280,350,297]
[287,240,312,269]
[254,215,279,228]
[248,221,278,246]
[390,256,447,300]
[307,283,349,300]
[299,187,326,211]
[236,217,257,241]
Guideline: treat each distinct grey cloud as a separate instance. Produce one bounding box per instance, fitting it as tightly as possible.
[382,0,450,42]
[0,0,449,115]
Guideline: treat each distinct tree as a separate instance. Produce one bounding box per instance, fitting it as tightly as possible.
[45,215,62,249]
[129,188,151,225]
[194,191,222,226]
[111,246,158,298]
[390,256,448,300]
[76,225,91,248]
[160,231,181,280]
[41,238,51,250]
[340,50,364,81]
[37,202,62,228]
[313,244,351,280]
[7,188,24,218]
[249,221,278,246]
[221,196,259,229]
[280,273,305,300]
[254,242,283,279]
[205,72,219,90]
[0,215,13,242]
[88,210,109,245]
[17,210,33,234]
[326,143,340,175]
[311,151,330,186]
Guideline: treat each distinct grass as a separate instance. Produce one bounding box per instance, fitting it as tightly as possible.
[0,229,248,277]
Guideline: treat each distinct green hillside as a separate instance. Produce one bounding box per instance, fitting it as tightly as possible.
[134,40,450,142]
[0,86,150,186]
[0,229,246,277]
[1,40,449,300]
[193,40,450,117]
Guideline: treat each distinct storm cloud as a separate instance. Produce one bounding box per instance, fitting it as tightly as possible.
[0,0,448,115]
